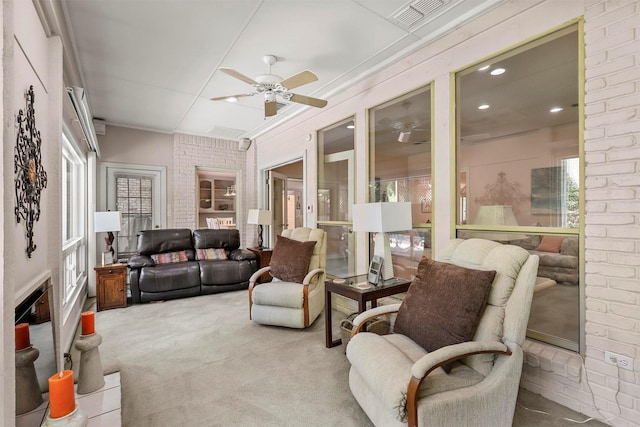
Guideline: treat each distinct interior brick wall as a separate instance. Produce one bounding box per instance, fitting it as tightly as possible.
[521,2,640,426]
[172,133,248,244]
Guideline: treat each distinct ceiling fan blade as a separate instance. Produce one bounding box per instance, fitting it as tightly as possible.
[280,70,318,90]
[210,93,254,101]
[264,101,277,117]
[289,93,327,108]
[219,68,258,85]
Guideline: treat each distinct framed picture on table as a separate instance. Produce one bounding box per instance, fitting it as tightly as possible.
[102,251,114,266]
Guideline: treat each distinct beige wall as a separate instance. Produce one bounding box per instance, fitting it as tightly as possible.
[96,124,174,224]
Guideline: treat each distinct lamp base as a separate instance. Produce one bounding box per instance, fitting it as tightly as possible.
[257,225,264,248]
[373,232,395,281]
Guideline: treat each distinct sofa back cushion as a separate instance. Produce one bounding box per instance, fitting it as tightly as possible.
[193,229,240,253]
[137,229,194,256]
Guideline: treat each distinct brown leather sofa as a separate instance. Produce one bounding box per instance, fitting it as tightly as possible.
[127,228,257,303]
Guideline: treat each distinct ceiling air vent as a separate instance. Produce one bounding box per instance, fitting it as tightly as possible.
[393,0,445,27]
[412,0,445,16]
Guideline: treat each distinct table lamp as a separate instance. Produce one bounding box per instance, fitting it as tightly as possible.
[247,209,272,249]
[94,211,121,264]
[352,202,412,280]
[472,205,525,241]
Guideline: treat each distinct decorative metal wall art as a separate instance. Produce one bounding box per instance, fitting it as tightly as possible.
[15,85,48,258]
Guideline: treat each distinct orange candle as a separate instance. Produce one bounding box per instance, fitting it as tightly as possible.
[81,311,95,335]
[15,323,31,350]
[48,370,76,418]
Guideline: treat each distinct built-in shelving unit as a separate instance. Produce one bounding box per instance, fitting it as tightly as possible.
[197,171,237,229]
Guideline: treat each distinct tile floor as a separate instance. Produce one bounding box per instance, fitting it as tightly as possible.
[16,372,121,427]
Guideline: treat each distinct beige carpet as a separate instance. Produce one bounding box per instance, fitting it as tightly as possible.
[74,290,606,427]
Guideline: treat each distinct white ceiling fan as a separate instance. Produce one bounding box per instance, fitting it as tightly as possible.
[211,55,328,117]
[377,101,429,143]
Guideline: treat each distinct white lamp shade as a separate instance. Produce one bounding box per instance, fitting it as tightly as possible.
[94,211,122,232]
[247,209,272,225]
[352,202,412,233]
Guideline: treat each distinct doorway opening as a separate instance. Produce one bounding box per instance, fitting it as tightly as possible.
[267,160,304,246]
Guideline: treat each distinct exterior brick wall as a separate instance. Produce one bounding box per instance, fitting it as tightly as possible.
[521,2,640,426]
[172,133,248,244]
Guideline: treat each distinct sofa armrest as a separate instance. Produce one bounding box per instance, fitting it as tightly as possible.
[129,269,141,304]
[229,248,257,261]
[127,255,155,269]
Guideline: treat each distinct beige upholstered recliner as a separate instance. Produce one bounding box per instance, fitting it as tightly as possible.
[249,227,327,328]
[347,238,539,427]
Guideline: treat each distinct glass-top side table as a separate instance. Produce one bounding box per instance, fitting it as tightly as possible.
[324,275,411,348]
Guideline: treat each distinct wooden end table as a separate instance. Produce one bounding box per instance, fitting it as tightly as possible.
[95,263,128,311]
[324,275,411,348]
[248,247,273,283]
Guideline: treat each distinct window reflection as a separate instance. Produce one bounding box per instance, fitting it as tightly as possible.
[318,117,356,277]
[455,25,581,351]
[368,86,432,279]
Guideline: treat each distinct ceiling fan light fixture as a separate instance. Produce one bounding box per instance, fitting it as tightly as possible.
[213,55,327,117]
[398,131,411,142]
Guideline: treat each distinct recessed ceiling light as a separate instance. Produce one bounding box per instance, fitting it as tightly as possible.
[225,96,239,103]
[478,65,490,71]
[346,124,355,129]
[490,68,506,76]
[550,106,564,113]
[478,104,490,110]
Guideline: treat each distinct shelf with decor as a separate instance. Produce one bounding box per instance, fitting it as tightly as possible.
[197,172,237,229]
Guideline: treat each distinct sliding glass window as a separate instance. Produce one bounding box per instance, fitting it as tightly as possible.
[317,117,356,278]
[454,25,582,351]
[368,86,432,281]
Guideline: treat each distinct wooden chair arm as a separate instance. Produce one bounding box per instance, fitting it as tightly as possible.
[350,304,401,336]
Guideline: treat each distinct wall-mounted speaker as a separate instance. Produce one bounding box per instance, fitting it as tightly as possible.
[238,138,252,151]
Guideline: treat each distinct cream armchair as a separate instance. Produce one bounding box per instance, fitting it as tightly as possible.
[249,227,327,328]
[347,238,539,427]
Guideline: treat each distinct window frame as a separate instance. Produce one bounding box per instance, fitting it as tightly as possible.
[62,130,88,306]
[451,21,585,353]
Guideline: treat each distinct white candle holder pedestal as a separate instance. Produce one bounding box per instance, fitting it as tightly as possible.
[42,406,88,427]
[74,333,105,394]
[15,346,44,415]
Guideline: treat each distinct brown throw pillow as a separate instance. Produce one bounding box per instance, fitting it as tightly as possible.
[536,235,565,253]
[394,259,496,373]
[269,235,317,283]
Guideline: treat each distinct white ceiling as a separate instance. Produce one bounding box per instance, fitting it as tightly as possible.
[60,0,500,140]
